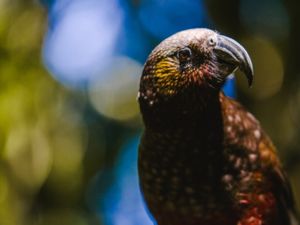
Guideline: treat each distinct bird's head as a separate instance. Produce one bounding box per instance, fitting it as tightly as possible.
[138,28,253,128]
[138,28,253,105]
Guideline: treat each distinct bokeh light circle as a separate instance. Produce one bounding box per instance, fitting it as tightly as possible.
[236,37,284,100]
[43,0,123,87]
[88,56,142,121]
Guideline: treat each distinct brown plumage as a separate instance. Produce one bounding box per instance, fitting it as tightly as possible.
[137,28,298,225]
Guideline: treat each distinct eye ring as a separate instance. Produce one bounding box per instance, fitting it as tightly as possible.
[208,37,217,46]
[177,47,192,62]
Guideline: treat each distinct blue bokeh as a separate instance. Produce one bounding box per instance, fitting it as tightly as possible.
[222,75,236,98]
[90,136,155,225]
[43,0,123,87]
[138,0,208,39]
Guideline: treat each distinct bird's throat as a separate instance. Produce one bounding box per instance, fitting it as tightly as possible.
[139,88,222,131]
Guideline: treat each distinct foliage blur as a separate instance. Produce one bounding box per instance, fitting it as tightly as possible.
[0,0,299,224]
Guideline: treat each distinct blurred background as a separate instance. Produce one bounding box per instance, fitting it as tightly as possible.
[0,0,299,224]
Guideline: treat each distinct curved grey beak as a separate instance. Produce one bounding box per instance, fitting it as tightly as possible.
[213,35,254,86]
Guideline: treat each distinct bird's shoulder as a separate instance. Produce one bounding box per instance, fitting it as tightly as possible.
[220,93,298,224]
[220,93,277,163]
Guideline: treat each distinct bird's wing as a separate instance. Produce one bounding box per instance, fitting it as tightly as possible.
[269,158,299,225]
[256,131,298,224]
[221,94,298,225]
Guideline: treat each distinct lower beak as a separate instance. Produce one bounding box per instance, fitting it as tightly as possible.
[213,35,254,87]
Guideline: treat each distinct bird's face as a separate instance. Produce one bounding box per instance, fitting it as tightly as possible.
[139,28,253,106]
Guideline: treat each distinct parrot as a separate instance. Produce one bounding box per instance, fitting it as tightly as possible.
[137,28,299,225]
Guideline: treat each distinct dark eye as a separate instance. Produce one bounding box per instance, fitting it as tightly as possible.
[208,37,217,46]
[177,47,192,62]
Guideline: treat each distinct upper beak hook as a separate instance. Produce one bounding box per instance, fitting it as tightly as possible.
[214,35,254,87]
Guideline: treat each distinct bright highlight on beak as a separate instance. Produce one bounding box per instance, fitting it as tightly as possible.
[214,35,254,86]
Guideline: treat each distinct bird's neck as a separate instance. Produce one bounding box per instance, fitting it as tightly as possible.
[140,89,223,133]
